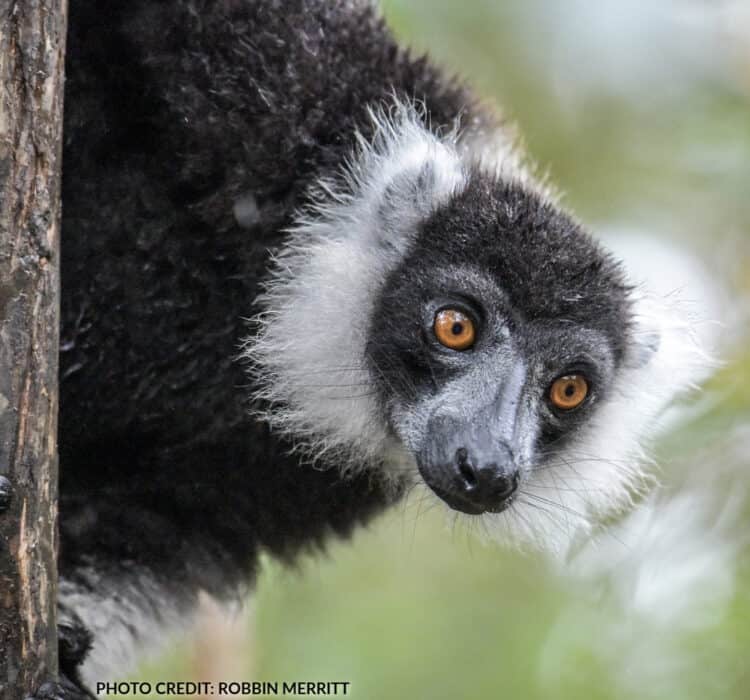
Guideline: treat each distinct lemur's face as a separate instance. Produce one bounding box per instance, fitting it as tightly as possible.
[367,176,630,519]
[249,107,696,552]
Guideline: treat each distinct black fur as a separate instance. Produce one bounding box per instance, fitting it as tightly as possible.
[418,176,632,350]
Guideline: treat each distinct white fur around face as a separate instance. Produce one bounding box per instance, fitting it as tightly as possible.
[244,104,467,473]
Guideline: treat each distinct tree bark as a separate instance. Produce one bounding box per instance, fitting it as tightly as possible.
[0,0,67,697]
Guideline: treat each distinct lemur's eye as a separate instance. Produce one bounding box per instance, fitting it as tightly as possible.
[434,309,476,350]
[549,374,589,410]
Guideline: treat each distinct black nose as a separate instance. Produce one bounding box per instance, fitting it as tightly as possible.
[452,447,519,514]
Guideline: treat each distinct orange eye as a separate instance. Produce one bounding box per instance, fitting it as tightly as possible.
[549,374,589,410]
[434,309,476,350]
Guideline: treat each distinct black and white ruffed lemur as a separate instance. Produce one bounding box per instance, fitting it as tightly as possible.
[36,0,703,696]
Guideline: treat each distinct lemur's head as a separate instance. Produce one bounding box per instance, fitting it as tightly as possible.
[247,103,705,553]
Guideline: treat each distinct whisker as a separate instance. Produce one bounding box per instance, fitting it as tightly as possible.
[517,497,570,532]
[522,492,589,521]
[528,484,609,494]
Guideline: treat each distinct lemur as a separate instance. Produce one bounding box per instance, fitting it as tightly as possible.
[32,0,702,697]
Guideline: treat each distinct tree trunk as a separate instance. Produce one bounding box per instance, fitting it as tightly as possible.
[0,0,67,697]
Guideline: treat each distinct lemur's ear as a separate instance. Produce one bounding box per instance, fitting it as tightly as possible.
[370,154,465,258]
[624,292,712,408]
[624,288,671,370]
[626,325,661,369]
[376,161,446,233]
[353,106,465,252]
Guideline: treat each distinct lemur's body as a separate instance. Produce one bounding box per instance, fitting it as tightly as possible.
[45,1,699,696]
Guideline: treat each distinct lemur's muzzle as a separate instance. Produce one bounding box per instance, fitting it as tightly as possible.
[417,413,520,515]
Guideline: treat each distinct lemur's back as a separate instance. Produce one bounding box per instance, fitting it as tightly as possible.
[58,0,479,666]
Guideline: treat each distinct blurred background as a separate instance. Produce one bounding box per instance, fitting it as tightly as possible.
[128,1,750,698]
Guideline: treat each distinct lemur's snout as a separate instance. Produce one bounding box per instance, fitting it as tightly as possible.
[417,414,521,515]
[453,446,519,514]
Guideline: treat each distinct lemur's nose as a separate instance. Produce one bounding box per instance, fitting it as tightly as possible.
[416,414,522,515]
[454,447,519,513]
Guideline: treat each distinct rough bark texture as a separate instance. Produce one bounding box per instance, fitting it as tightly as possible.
[0,0,66,697]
